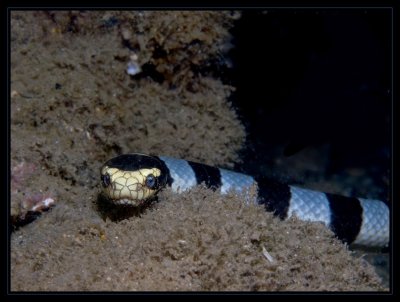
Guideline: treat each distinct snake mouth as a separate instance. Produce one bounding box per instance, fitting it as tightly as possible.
[110,197,145,207]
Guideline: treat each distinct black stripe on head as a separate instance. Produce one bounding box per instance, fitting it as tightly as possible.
[187,161,222,190]
[326,193,363,245]
[255,177,291,220]
[104,154,155,170]
[153,156,174,187]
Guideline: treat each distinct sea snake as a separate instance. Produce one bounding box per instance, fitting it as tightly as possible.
[100,153,389,248]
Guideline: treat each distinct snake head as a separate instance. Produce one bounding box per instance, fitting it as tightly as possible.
[100,153,169,206]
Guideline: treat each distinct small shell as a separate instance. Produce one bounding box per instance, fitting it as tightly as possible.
[126,62,141,76]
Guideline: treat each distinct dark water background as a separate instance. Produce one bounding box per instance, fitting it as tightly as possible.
[227,9,391,202]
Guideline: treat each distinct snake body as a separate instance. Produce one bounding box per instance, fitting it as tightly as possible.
[100,153,390,248]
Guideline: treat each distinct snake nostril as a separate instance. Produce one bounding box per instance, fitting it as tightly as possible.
[101,174,111,188]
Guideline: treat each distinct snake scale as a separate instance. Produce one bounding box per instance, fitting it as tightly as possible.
[100,153,389,248]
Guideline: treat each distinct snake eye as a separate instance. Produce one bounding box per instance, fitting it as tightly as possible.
[101,173,111,188]
[145,174,157,189]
